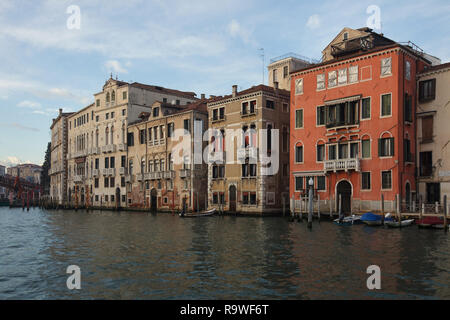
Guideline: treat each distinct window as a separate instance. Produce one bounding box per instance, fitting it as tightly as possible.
[338,68,347,85]
[121,156,126,168]
[421,116,433,142]
[242,192,249,205]
[176,100,180,105]
[282,127,288,153]
[361,98,371,119]
[295,78,303,95]
[153,107,159,117]
[381,58,392,76]
[212,165,225,178]
[317,144,325,162]
[382,171,392,189]
[250,193,256,205]
[350,143,358,159]
[328,71,337,88]
[105,157,109,169]
[362,139,371,159]
[127,132,134,146]
[317,176,325,191]
[104,177,109,188]
[343,32,348,40]
[163,98,167,103]
[338,143,348,159]
[242,159,257,177]
[295,109,303,128]
[266,100,274,109]
[139,129,146,144]
[121,176,125,187]
[419,152,432,176]
[404,139,412,162]
[110,157,115,169]
[95,158,99,169]
[168,123,174,138]
[283,66,288,78]
[282,103,288,113]
[381,93,392,117]
[362,172,371,190]
[295,145,303,163]
[123,91,127,100]
[94,178,99,188]
[184,119,190,133]
[106,113,109,120]
[110,177,115,188]
[122,109,126,116]
[96,99,100,107]
[404,94,412,122]
[328,145,337,160]
[325,101,358,128]
[317,106,325,126]
[242,102,248,114]
[379,137,394,157]
[405,61,411,80]
[273,69,277,82]
[295,177,303,191]
[313,74,325,91]
[111,112,115,118]
[349,65,358,83]
[419,79,436,102]
[219,107,225,119]
[249,100,256,113]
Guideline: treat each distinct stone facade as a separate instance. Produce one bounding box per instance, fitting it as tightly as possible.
[207,85,290,215]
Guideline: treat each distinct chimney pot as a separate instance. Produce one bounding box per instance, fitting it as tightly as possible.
[232,85,238,97]
[201,94,205,99]
[59,108,62,115]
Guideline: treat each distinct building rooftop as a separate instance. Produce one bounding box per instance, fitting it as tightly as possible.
[269,52,320,65]
[207,84,290,106]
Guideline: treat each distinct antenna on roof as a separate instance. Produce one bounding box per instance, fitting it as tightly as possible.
[258,48,265,85]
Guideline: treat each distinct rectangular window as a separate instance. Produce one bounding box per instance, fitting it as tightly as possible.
[348,66,358,83]
[295,78,303,95]
[122,109,126,116]
[421,116,434,142]
[419,79,436,102]
[381,93,392,117]
[317,144,325,162]
[127,132,134,146]
[382,171,392,189]
[405,61,411,80]
[168,123,174,138]
[295,109,303,128]
[282,103,288,113]
[123,91,127,100]
[95,158,99,169]
[283,66,288,78]
[110,157,115,169]
[94,178,99,188]
[110,177,115,188]
[361,97,371,119]
[266,100,275,109]
[153,107,159,117]
[317,176,325,191]
[104,177,109,188]
[362,140,371,159]
[317,106,325,126]
[404,139,412,162]
[404,94,412,122]
[184,119,190,133]
[250,193,256,205]
[121,176,125,187]
[242,102,248,114]
[338,143,348,159]
[295,177,303,191]
[316,74,325,90]
[350,143,358,159]
[328,145,337,160]
[362,172,371,190]
[242,192,249,205]
[419,152,433,176]
[295,145,303,163]
[96,99,100,107]
[379,137,394,157]
[105,157,109,169]
[338,68,347,85]
[328,70,337,88]
[139,129,147,144]
[381,57,392,76]
[219,107,225,119]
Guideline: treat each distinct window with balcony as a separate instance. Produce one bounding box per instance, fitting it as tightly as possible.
[242,158,257,177]
[328,145,337,160]
[419,79,436,102]
[338,143,348,159]
[381,171,392,190]
[350,142,358,159]
[378,137,394,157]
[325,101,358,128]
[317,106,325,126]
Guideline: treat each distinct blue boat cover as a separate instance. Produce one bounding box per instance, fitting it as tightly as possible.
[361,212,393,221]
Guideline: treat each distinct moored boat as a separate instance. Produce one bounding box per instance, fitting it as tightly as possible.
[384,219,415,228]
[179,208,216,218]
[417,216,445,229]
[333,215,362,226]
[361,212,393,226]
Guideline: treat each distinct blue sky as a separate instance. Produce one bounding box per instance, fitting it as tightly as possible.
[0,0,449,166]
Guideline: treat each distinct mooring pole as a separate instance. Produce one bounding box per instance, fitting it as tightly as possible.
[396,194,401,227]
[444,195,448,232]
[308,178,313,229]
[330,197,333,219]
[317,193,320,222]
[338,194,342,221]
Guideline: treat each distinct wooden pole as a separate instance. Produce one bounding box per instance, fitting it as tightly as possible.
[330,197,333,219]
[420,202,424,221]
[381,194,385,223]
[308,184,313,229]
[435,201,439,215]
[317,193,320,221]
[444,195,448,232]
[196,192,199,212]
[338,194,342,220]
[396,194,401,227]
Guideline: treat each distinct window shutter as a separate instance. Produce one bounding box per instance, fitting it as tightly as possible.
[378,139,382,156]
[390,137,395,156]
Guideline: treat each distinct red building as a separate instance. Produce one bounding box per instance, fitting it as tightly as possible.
[289,28,432,213]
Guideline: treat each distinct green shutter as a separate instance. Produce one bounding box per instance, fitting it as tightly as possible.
[378,139,382,156]
[390,138,395,156]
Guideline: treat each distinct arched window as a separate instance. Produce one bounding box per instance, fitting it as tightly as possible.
[154,159,160,172]
[295,141,303,163]
[148,160,153,172]
[110,126,114,145]
[316,140,325,162]
[105,127,109,145]
[361,135,371,159]
[112,90,115,101]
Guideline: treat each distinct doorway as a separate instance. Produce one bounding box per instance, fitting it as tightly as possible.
[405,182,411,211]
[229,185,237,212]
[336,180,352,214]
[150,188,157,212]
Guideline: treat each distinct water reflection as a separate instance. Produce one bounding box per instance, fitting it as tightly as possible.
[0,207,449,300]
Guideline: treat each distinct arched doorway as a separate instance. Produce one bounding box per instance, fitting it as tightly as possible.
[405,182,411,211]
[116,187,121,209]
[150,188,157,213]
[336,180,352,214]
[229,185,237,212]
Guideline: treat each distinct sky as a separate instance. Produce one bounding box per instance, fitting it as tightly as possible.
[0,0,449,167]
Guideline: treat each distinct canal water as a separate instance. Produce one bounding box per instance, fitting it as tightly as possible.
[0,207,449,300]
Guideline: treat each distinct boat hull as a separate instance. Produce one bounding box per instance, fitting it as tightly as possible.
[179,209,216,218]
[384,219,415,228]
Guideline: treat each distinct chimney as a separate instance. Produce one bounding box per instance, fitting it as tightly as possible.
[274,81,279,89]
[201,94,205,99]
[232,85,238,97]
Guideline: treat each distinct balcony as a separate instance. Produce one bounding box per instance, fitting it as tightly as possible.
[208,151,226,163]
[137,174,144,182]
[74,175,84,183]
[125,175,133,183]
[92,169,99,177]
[237,147,258,161]
[240,109,257,117]
[164,171,175,179]
[180,169,191,178]
[324,158,360,173]
[102,168,116,176]
[144,172,153,181]
[118,143,127,152]
[101,144,116,153]
[211,115,226,123]
[119,167,127,175]
[154,172,162,179]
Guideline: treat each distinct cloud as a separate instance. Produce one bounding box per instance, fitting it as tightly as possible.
[227,19,253,44]
[10,123,40,132]
[17,100,41,109]
[306,14,321,30]
[105,60,128,74]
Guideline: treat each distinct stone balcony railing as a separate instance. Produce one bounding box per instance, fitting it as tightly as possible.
[73,175,84,183]
[118,143,127,152]
[179,169,191,178]
[237,147,257,161]
[102,168,116,176]
[101,144,117,153]
[119,167,127,175]
[92,169,99,177]
[208,151,226,163]
[164,171,175,179]
[324,158,360,173]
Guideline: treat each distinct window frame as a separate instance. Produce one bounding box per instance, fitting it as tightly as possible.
[381,170,393,190]
[380,93,392,118]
